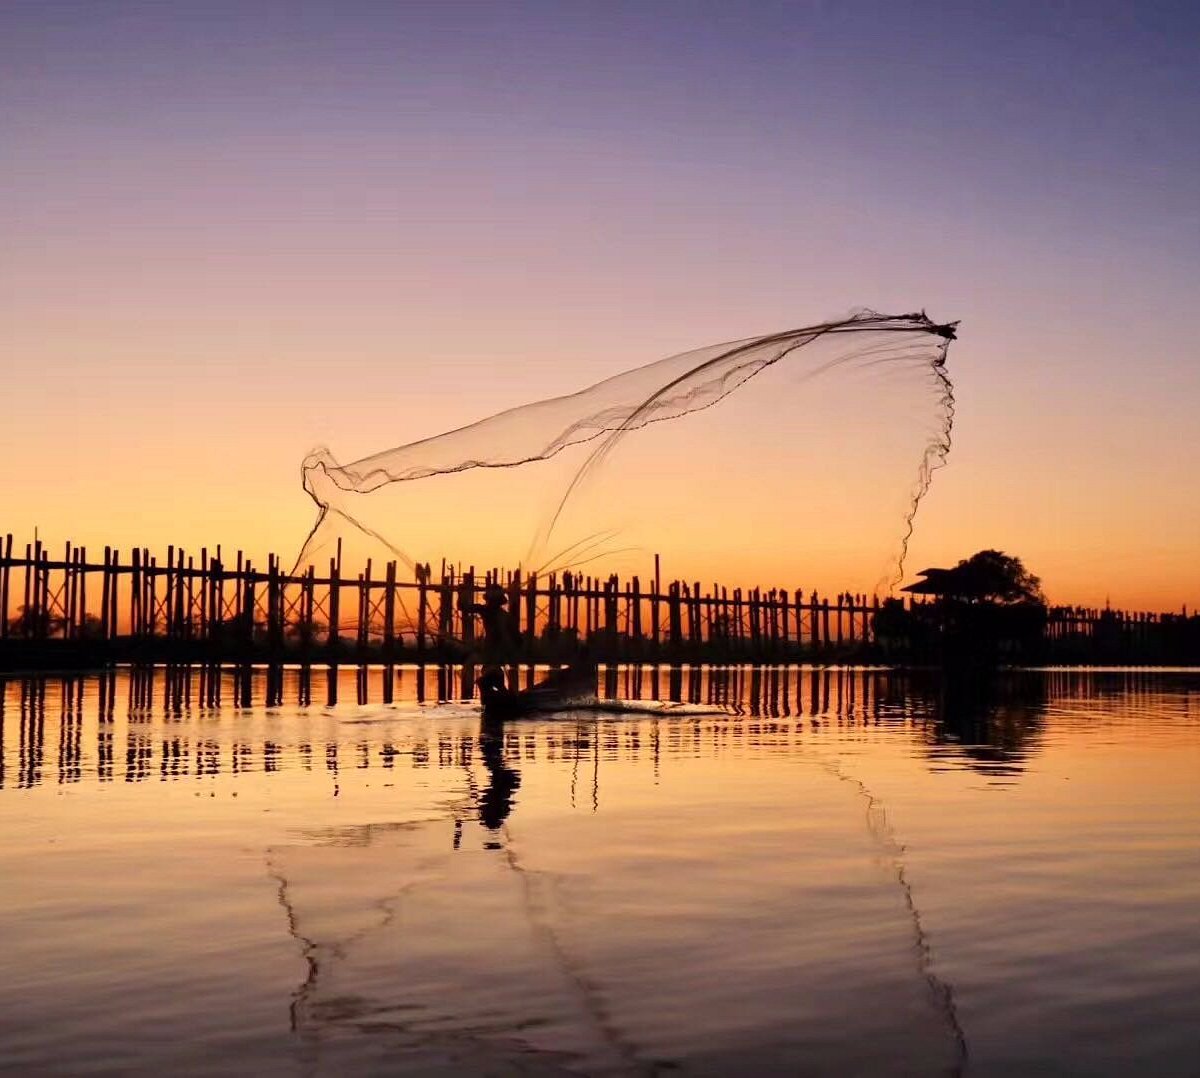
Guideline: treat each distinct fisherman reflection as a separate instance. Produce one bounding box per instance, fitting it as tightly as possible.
[477,712,521,834]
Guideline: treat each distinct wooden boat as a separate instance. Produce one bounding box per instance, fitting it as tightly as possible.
[477,664,725,720]
[478,664,596,720]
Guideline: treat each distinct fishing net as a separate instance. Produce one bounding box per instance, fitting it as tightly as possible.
[294,310,955,602]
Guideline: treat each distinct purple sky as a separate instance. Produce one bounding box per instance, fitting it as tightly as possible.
[3,1,1198,606]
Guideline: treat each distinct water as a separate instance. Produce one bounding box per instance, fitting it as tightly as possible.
[1,666,1197,1076]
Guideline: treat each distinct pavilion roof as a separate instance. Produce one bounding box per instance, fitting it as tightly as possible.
[900,567,957,594]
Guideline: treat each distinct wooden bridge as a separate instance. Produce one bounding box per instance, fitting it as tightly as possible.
[0,535,1195,665]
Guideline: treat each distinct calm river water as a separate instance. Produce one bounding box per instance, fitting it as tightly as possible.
[1,665,1197,1076]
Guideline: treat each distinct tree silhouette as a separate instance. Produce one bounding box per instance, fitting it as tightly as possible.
[939,550,1045,605]
[885,550,1048,664]
[7,605,65,638]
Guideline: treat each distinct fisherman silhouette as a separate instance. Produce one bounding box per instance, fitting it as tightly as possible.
[467,583,514,652]
[467,583,515,699]
[467,581,598,715]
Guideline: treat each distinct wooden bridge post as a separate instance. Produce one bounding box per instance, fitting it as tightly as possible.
[175,548,187,640]
[459,568,475,650]
[35,541,48,640]
[269,555,284,653]
[327,553,341,656]
[198,548,208,640]
[437,568,452,650]
[63,543,76,640]
[99,547,111,640]
[503,569,517,645]
[762,589,772,651]
[416,563,429,657]
[356,559,372,652]
[768,589,779,652]
[21,542,32,639]
[0,534,10,640]
[651,555,661,648]
[164,545,175,639]
[130,547,142,638]
[66,545,75,639]
[719,586,730,656]
[302,565,315,651]
[211,552,224,644]
[59,545,71,639]
[780,588,791,653]
[383,560,396,655]
[31,538,43,639]
[184,553,194,640]
[525,572,538,652]
[169,547,179,637]
[566,571,579,636]
[631,576,642,652]
[549,572,561,639]
[78,547,88,640]
[168,545,179,638]
[668,581,683,650]
[109,548,120,639]
[234,549,245,639]
[605,574,619,650]
[57,542,69,639]
[242,562,256,647]
[37,545,48,638]
[145,553,157,638]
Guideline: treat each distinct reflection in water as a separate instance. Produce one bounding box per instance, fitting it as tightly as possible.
[4,663,1149,791]
[1,667,1198,1075]
[266,853,319,1035]
[470,713,650,1069]
[478,714,521,833]
[817,753,969,1076]
[914,670,1050,776]
[500,834,648,1075]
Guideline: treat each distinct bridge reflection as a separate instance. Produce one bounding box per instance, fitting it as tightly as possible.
[3,664,1184,794]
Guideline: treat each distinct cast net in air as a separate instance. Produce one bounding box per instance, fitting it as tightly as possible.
[293,310,956,631]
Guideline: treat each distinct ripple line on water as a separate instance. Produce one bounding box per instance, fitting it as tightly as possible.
[813,753,970,1077]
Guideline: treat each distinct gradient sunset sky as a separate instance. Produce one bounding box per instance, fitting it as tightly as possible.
[3,1,1197,609]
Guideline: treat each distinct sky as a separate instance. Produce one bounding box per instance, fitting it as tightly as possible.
[2,1,1198,609]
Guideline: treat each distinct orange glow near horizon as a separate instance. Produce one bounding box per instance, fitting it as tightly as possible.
[4,10,1197,614]
[3,330,1198,614]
